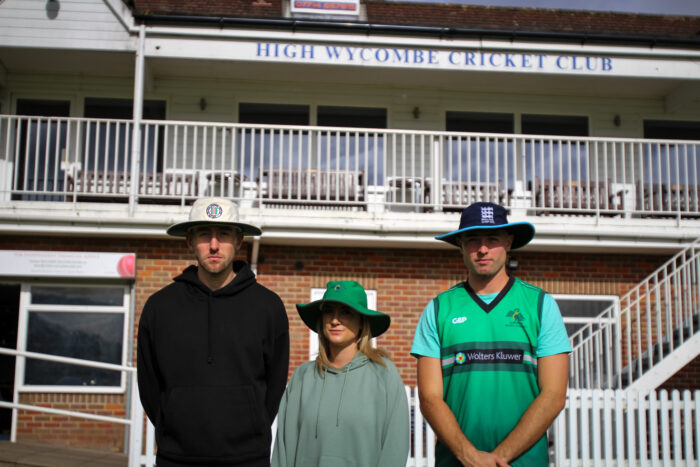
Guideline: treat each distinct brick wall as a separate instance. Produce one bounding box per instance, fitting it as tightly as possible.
[659,356,700,391]
[2,234,696,451]
[15,394,125,451]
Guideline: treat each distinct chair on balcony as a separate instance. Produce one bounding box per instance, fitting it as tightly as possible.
[532,178,619,216]
[426,179,503,212]
[259,168,366,210]
[66,170,200,204]
[638,183,700,217]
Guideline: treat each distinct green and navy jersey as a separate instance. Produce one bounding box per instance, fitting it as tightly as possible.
[411,277,571,467]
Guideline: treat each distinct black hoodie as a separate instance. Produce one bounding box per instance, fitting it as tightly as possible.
[137,261,289,466]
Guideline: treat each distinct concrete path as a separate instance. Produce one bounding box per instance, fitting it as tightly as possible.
[0,441,127,466]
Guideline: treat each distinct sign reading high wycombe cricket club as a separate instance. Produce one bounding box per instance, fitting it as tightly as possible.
[0,250,136,279]
[146,38,699,80]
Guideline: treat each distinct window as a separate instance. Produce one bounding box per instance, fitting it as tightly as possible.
[239,103,309,125]
[642,120,700,188]
[446,111,514,133]
[317,106,387,183]
[308,288,377,360]
[444,112,516,188]
[16,284,130,393]
[522,114,588,137]
[83,98,166,173]
[644,120,700,140]
[552,294,618,337]
[236,103,310,181]
[317,106,386,129]
[522,114,589,184]
[15,99,71,201]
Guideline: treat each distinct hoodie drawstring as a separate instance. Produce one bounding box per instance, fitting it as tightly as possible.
[336,364,350,427]
[315,367,328,439]
[206,294,213,364]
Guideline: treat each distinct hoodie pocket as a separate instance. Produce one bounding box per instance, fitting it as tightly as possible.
[160,385,268,460]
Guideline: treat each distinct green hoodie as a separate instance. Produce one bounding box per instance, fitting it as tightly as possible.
[272,352,409,467]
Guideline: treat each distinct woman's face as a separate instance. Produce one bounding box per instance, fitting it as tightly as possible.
[322,303,363,352]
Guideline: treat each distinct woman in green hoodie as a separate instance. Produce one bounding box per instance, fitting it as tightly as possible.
[272,280,410,467]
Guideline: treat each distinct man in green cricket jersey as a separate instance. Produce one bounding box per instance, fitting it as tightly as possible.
[411,202,571,467]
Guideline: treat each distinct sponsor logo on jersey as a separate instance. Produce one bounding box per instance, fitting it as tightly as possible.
[506,308,525,327]
[452,316,467,324]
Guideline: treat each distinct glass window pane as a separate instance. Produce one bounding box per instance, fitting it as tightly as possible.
[25,312,123,386]
[317,106,387,129]
[446,111,514,133]
[556,299,613,319]
[31,286,123,306]
[522,114,588,136]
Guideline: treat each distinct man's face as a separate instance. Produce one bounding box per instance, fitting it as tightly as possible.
[187,225,242,277]
[458,229,513,280]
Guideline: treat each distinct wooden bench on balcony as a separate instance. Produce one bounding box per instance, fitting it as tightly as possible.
[532,179,621,216]
[66,170,200,204]
[259,168,366,210]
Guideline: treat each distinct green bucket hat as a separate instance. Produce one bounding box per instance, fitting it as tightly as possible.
[296,280,391,337]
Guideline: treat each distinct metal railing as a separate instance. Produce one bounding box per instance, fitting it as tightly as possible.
[1,114,700,219]
[0,347,143,467]
[569,238,700,390]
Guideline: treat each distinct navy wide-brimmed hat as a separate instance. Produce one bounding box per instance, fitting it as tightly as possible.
[435,202,535,250]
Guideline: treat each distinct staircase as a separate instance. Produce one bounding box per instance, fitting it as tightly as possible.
[568,238,700,390]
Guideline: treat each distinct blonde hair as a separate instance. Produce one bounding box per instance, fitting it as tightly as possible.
[315,310,389,372]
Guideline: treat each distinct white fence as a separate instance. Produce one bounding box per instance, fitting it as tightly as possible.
[141,387,700,467]
[554,389,700,467]
[0,347,697,467]
[2,114,700,219]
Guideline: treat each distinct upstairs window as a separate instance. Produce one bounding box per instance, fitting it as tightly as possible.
[317,106,387,129]
[522,114,589,184]
[239,103,309,125]
[522,114,588,136]
[446,111,514,134]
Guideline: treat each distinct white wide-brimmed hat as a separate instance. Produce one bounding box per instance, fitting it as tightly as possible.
[166,198,262,237]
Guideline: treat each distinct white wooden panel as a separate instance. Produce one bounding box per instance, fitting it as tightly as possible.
[0,0,131,49]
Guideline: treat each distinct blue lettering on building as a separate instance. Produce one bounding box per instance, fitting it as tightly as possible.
[256,42,613,73]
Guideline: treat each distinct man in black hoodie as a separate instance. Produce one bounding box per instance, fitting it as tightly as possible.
[138,198,289,467]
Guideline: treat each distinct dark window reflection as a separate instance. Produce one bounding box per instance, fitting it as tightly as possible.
[31,286,123,306]
[25,312,123,386]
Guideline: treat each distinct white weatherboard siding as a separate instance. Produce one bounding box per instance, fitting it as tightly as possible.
[144,36,700,80]
[0,0,133,50]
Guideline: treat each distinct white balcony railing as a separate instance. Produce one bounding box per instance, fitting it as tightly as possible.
[1,115,699,219]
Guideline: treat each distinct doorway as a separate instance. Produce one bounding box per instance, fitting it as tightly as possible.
[0,284,20,440]
[15,99,71,201]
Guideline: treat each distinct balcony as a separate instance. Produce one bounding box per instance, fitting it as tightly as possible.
[1,115,699,226]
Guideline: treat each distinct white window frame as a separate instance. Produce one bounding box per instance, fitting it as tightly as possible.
[15,282,131,394]
[308,288,377,360]
[552,294,619,335]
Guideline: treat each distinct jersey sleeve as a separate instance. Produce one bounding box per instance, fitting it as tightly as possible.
[411,300,441,358]
[537,293,572,357]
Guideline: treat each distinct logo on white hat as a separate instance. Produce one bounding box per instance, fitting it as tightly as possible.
[206,203,223,219]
